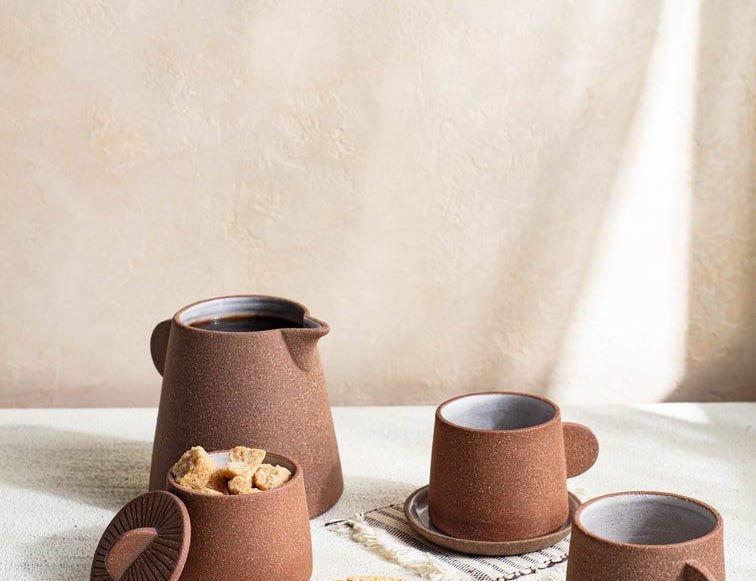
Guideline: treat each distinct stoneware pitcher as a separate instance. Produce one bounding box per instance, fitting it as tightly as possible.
[148,295,343,517]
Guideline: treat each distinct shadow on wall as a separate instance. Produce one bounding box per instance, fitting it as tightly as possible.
[459,3,662,394]
[671,0,756,401]
[305,2,671,407]
[534,0,755,404]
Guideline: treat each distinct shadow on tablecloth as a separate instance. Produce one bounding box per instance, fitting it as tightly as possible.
[0,425,151,510]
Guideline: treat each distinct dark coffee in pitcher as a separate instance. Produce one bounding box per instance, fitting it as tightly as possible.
[190,315,302,332]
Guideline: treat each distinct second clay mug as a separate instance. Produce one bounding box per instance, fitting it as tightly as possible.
[428,391,599,542]
[566,491,725,581]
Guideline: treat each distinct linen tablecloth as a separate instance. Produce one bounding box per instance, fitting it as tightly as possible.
[0,403,754,580]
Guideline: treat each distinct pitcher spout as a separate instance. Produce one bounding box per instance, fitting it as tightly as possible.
[282,316,329,371]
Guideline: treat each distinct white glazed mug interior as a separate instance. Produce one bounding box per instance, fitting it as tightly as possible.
[439,393,556,431]
[578,493,718,545]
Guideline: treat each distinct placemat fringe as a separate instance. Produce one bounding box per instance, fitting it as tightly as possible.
[331,516,467,580]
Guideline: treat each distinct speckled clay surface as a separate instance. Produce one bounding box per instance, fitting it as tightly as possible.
[90,491,190,581]
[566,491,725,581]
[405,485,581,556]
[167,451,313,581]
[428,391,598,542]
[149,295,343,518]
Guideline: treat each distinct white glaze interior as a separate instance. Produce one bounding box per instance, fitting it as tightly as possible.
[179,296,319,328]
[209,450,296,475]
[579,493,717,545]
[440,393,555,430]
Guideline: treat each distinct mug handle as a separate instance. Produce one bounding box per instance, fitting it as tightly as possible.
[684,562,718,581]
[150,320,172,377]
[562,422,599,477]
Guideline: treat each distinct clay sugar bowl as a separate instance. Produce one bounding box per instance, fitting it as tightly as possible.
[91,450,312,581]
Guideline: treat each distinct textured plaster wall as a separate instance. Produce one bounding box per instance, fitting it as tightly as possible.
[0,1,754,407]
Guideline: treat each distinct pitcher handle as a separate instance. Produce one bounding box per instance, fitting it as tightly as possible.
[685,562,718,581]
[562,422,599,477]
[150,320,172,376]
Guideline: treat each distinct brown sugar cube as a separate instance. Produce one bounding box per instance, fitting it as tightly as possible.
[223,460,255,478]
[200,487,224,496]
[228,475,259,495]
[228,446,266,471]
[206,469,230,494]
[206,460,254,493]
[253,463,292,490]
[171,446,215,490]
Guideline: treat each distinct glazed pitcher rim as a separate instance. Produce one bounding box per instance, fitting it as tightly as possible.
[172,294,329,335]
[436,391,561,434]
[572,491,723,551]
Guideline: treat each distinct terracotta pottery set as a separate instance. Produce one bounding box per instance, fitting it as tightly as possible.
[89,294,726,580]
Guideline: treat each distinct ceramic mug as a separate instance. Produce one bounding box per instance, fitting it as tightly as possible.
[566,491,725,581]
[428,391,599,542]
[167,450,312,581]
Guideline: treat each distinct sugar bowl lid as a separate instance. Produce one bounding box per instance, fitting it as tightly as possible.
[91,490,190,581]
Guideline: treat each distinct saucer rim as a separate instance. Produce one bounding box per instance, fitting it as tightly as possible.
[403,485,580,556]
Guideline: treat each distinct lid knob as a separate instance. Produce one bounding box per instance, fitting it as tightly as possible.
[105,527,158,579]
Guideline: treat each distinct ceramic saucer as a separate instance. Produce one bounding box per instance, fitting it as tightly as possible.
[403,485,581,556]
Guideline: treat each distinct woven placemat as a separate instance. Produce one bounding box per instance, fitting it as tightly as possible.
[325,503,569,581]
